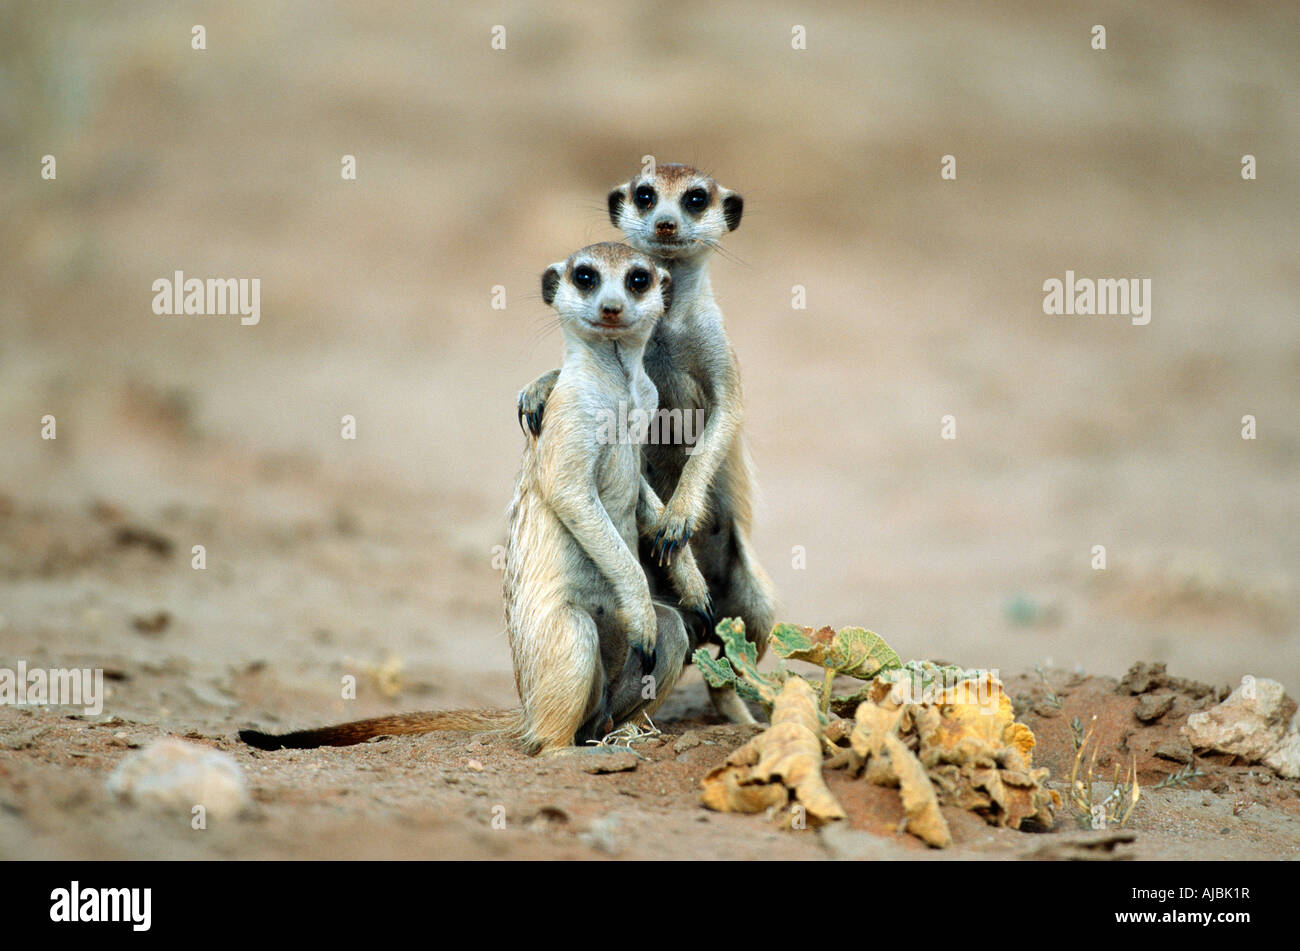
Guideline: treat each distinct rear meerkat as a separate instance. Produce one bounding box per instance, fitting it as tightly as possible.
[518,164,776,724]
[242,243,711,755]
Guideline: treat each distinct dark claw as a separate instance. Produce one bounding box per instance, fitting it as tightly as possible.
[517,404,529,436]
[662,539,678,565]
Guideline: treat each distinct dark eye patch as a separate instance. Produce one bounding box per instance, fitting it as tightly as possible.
[633,185,656,210]
[625,268,650,294]
[682,187,709,216]
[572,264,599,293]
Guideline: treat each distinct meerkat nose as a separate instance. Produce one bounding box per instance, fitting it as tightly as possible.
[655,218,676,234]
[600,301,623,319]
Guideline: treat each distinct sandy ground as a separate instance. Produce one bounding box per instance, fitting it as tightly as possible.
[1,1,1297,858]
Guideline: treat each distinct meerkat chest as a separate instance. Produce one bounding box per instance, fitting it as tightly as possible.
[593,436,640,544]
[645,334,707,414]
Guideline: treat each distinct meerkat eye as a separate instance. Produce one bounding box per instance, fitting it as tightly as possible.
[572,265,598,291]
[633,185,656,210]
[682,188,709,214]
[625,268,650,294]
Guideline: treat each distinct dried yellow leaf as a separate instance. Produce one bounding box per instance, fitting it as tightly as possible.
[701,677,846,825]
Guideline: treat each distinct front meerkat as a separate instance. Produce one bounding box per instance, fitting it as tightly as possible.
[505,242,712,751]
[518,164,776,725]
[241,243,711,755]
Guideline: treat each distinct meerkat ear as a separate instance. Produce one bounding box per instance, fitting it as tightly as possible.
[607,186,627,227]
[541,264,564,306]
[657,268,673,313]
[721,190,743,231]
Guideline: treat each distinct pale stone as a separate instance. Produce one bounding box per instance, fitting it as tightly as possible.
[1182,677,1295,762]
[1263,731,1300,779]
[107,737,248,819]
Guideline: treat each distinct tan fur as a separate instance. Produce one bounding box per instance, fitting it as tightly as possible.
[519,165,777,725]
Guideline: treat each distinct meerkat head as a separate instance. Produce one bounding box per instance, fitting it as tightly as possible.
[606,164,742,261]
[541,242,672,345]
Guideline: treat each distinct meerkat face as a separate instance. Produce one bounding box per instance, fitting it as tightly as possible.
[607,164,743,261]
[541,242,672,344]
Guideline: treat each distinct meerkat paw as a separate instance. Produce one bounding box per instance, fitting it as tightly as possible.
[652,499,696,565]
[618,604,659,673]
[667,555,712,622]
[673,576,713,632]
[684,592,715,634]
[516,369,560,437]
[516,391,544,438]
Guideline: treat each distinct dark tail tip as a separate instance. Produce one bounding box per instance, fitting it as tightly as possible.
[240,729,290,750]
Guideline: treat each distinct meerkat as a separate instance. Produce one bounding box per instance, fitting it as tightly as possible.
[517,164,776,725]
[241,243,712,755]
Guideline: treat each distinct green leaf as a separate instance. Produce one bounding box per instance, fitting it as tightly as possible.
[830,627,902,679]
[769,623,901,680]
[693,648,736,688]
[697,617,783,706]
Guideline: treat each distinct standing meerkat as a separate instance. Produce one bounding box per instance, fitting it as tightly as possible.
[241,243,711,755]
[518,164,776,725]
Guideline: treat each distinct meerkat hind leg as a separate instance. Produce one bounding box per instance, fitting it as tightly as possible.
[521,606,604,754]
[603,602,689,728]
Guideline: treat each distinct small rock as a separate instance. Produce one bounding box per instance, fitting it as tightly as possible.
[1022,830,1136,862]
[579,751,638,774]
[673,731,703,754]
[1154,740,1193,764]
[4,730,41,750]
[1120,661,1166,695]
[1136,692,1175,723]
[1263,731,1300,779]
[467,759,484,771]
[579,816,620,854]
[113,526,174,557]
[1183,677,1297,762]
[133,611,171,635]
[819,822,893,861]
[107,738,248,819]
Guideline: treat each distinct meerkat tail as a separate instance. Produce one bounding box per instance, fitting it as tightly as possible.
[238,709,522,750]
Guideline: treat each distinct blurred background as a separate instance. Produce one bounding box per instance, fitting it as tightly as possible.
[1,0,1297,725]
